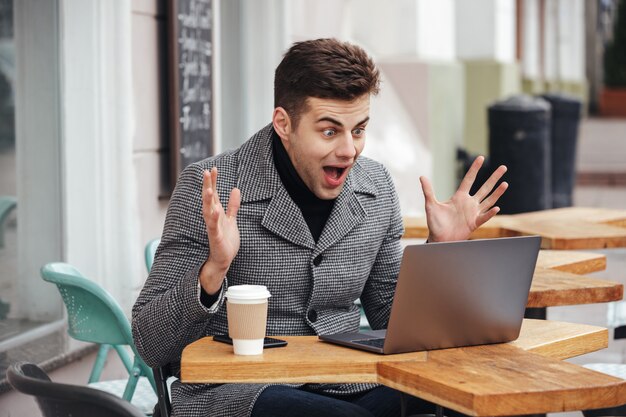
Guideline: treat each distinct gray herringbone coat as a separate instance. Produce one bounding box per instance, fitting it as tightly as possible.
[132,123,404,417]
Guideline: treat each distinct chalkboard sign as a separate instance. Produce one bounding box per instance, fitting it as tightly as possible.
[168,0,214,185]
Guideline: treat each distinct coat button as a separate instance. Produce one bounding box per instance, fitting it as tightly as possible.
[313,255,323,267]
[307,309,318,322]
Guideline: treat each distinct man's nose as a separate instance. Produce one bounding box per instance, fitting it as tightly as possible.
[335,131,357,159]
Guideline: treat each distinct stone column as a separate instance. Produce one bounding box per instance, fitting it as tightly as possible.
[456,0,521,156]
[351,0,462,207]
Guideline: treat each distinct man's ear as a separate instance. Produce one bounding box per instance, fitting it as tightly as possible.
[272,107,292,143]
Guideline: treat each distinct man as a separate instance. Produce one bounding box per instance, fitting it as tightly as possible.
[132,38,507,417]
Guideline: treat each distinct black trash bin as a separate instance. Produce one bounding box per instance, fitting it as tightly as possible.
[540,93,582,208]
[488,95,552,214]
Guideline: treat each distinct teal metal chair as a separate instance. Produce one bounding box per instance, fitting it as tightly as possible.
[144,238,160,273]
[0,195,17,248]
[355,299,371,331]
[41,262,157,414]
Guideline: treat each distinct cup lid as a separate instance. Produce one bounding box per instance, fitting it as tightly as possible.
[225,285,271,300]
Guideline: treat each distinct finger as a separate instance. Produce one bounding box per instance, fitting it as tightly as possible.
[203,188,220,233]
[476,206,500,228]
[203,185,219,219]
[208,208,223,242]
[203,169,211,192]
[206,189,225,238]
[419,176,438,205]
[474,165,507,201]
[226,188,241,219]
[458,156,485,194]
[479,182,508,210]
[210,167,220,204]
[202,170,214,216]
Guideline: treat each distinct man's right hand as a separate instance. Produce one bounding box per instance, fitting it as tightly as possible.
[199,167,241,295]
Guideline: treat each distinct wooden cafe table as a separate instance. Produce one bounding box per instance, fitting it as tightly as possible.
[181,319,626,416]
[405,209,626,317]
[403,207,626,250]
[181,251,625,415]
[530,249,622,308]
[181,211,626,415]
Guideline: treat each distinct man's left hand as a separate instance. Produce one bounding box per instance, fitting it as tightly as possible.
[420,156,508,243]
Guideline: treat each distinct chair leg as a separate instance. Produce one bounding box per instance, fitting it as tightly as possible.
[88,344,111,383]
[139,361,157,392]
[0,223,6,248]
[122,362,142,401]
[112,344,134,374]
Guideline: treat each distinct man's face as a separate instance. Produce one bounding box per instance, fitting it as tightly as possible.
[280,95,370,200]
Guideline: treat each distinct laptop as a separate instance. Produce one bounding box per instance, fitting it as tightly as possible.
[319,235,541,354]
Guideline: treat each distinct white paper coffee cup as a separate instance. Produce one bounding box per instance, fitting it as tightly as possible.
[224,285,271,355]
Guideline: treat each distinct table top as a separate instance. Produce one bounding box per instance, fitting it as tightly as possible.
[404,207,626,249]
[529,267,623,307]
[181,320,625,416]
[531,250,622,307]
[533,250,623,307]
[181,320,608,384]
[535,249,606,273]
[378,343,625,416]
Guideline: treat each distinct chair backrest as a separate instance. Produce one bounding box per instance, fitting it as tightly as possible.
[7,362,145,417]
[0,195,17,247]
[41,262,133,347]
[145,238,161,273]
[0,195,17,221]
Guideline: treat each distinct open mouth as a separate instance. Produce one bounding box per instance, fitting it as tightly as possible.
[322,165,350,187]
[323,166,347,180]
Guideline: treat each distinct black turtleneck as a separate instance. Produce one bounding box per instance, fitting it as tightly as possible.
[272,131,335,243]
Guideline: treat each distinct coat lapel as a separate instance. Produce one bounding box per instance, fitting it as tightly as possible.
[237,124,315,249]
[314,161,378,256]
[262,187,316,249]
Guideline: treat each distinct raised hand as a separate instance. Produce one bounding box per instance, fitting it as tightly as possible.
[420,156,508,243]
[199,167,241,294]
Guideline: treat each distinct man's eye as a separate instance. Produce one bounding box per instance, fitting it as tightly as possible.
[353,128,365,137]
[322,129,336,137]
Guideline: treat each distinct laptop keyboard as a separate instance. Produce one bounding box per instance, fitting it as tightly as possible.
[352,338,386,349]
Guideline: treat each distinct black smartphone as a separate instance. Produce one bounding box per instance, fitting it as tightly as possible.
[213,335,288,348]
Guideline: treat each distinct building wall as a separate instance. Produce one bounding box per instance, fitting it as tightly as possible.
[131,0,169,255]
[309,0,459,208]
[125,0,588,244]
[521,0,587,100]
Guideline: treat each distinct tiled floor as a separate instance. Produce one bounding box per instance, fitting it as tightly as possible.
[576,118,626,173]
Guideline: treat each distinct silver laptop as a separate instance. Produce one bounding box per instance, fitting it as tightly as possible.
[319,235,541,354]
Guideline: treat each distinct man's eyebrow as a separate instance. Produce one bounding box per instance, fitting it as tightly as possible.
[315,116,370,128]
[355,116,370,127]
[315,116,343,126]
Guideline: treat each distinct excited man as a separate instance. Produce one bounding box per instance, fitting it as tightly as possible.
[132,38,507,417]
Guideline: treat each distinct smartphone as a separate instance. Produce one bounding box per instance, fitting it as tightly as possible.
[213,335,288,348]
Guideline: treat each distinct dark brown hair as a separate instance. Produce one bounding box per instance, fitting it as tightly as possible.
[274,38,380,127]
